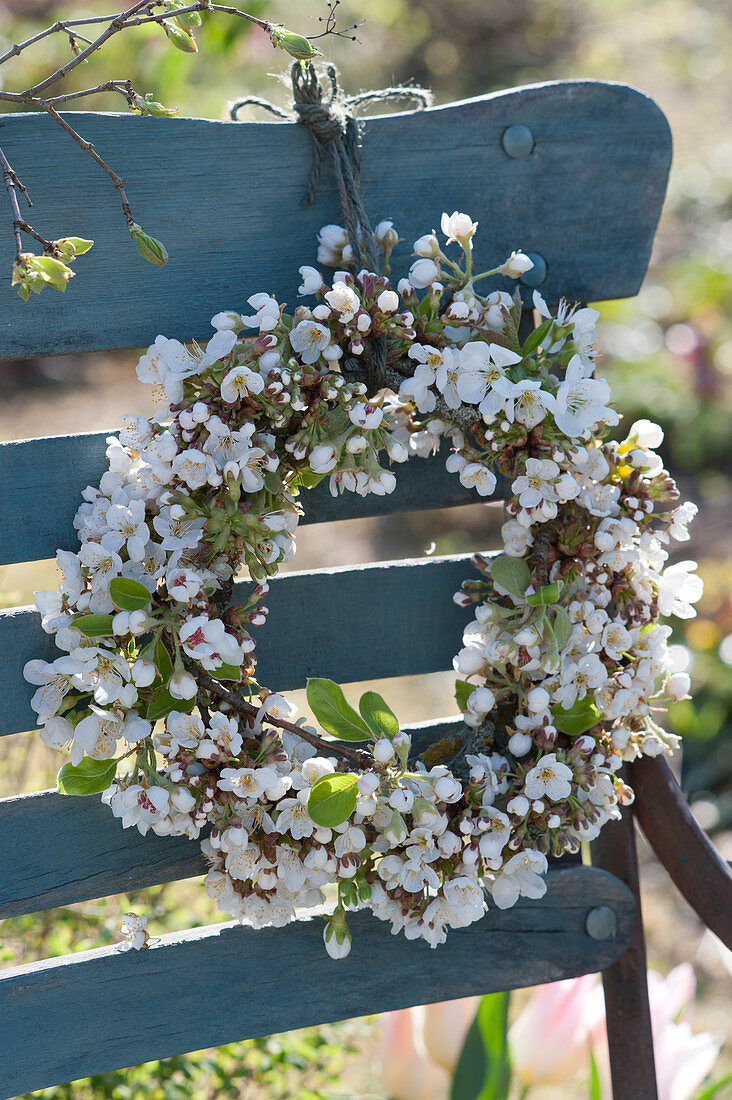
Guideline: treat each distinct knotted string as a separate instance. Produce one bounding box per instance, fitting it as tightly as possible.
[230,63,432,393]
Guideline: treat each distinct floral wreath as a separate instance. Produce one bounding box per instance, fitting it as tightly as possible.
[25,210,702,958]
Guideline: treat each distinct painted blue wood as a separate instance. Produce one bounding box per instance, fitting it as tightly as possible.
[0,433,499,567]
[0,865,634,1099]
[1,554,477,736]
[0,718,463,919]
[0,80,670,359]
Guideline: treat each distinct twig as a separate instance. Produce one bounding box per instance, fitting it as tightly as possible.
[384,365,483,434]
[40,103,135,228]
[0,1,345,289]
[530,524,554,587]
[0,146,24,258]
[46,81,136,108]
[15,220,53,249]
[0,18,116,68]
[194,666,373,769]
[21,1,155,97]
[19,3,270,97]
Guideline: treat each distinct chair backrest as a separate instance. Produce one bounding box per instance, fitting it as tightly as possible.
[0,79,671,1099]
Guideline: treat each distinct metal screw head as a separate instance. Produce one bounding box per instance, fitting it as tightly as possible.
[502,123,534,159]
[520,252,547,287]
[586,905,618,941]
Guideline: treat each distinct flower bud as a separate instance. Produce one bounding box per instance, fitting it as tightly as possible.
[377,289,400,313]
[373,738,395,764]
[409,258,440,288]
[129,223,169,268]
[501,251,533,278]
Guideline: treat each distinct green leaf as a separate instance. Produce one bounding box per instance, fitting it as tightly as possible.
[359,691,399,739]
[209,662,243,682]
[306,678,371,741]
[455,679,475,711]
[490,555,530,600]
[141,638,174,688]
[146,687,195,721]
[542,617,560,668]
[109,577,152,611]
[589,1049,602,1100]
[72,613,115,638]
[526,580,563,606]
[521,317,553,356]
[692,1073,732,1100]
[57,757,117,796]
[307,773,359,827]
[164,0,203,27]
[552,607,573,650]
[551,693,603,736]
[293,470,326,491]
[450,992,511,1100]
[154,639,173,681]
[33,255,74,290]
[55,236,94,259]
[263,470,282,495]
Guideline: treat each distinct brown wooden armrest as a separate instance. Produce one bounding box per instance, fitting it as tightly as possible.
[631,755,732,949]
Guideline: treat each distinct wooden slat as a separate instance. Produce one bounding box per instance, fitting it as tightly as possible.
[0,432,498,567]
[0,865,634,1098]
[0,80,670,359]
[0,718,463,919]
[1,554,477,736]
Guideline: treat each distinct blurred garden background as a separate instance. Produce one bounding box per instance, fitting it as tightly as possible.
[0,0,731,1097]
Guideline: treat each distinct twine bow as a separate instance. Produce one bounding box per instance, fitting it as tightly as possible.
[230,63,432,393]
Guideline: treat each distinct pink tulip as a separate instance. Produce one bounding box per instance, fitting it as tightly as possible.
[421,996,481,1072]
[380,1007,450,1100]
[508,974,601,1086]
[590,964,721,1100]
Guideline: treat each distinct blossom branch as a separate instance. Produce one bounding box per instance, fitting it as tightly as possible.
[0,146,27,259]
[384,365,483,434]
[41,102,135,228]
[193,665,373,769]
[0,0,341,298]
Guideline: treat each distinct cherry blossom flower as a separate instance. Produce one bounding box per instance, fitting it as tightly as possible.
[512,457,560,509]
[491,850,548,908]
[119,912,149,951]
[242,292,281,332]
[441,210,478,244]
[289,319,331,364]
[657,561,704,619]
[523,753,573,801]
[324,281,360,321]
[220,364,265,403]
[456,341,522,405]
[317,224,352,266]
[554,355,617,437]
[101,500,149,561]
[298,265,324,296]
[24,656,85,720]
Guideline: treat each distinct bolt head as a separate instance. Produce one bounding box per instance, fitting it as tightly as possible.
[502,123,534,159]
[586,905,618,940]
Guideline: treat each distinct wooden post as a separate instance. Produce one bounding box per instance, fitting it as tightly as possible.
[592,804,658,1100]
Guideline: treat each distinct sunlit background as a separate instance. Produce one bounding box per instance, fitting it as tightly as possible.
[1,1,731,1097]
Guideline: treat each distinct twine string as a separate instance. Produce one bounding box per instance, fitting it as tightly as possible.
[230,63,432,393]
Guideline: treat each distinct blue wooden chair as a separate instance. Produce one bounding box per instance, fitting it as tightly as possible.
[1,79,730,1099]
